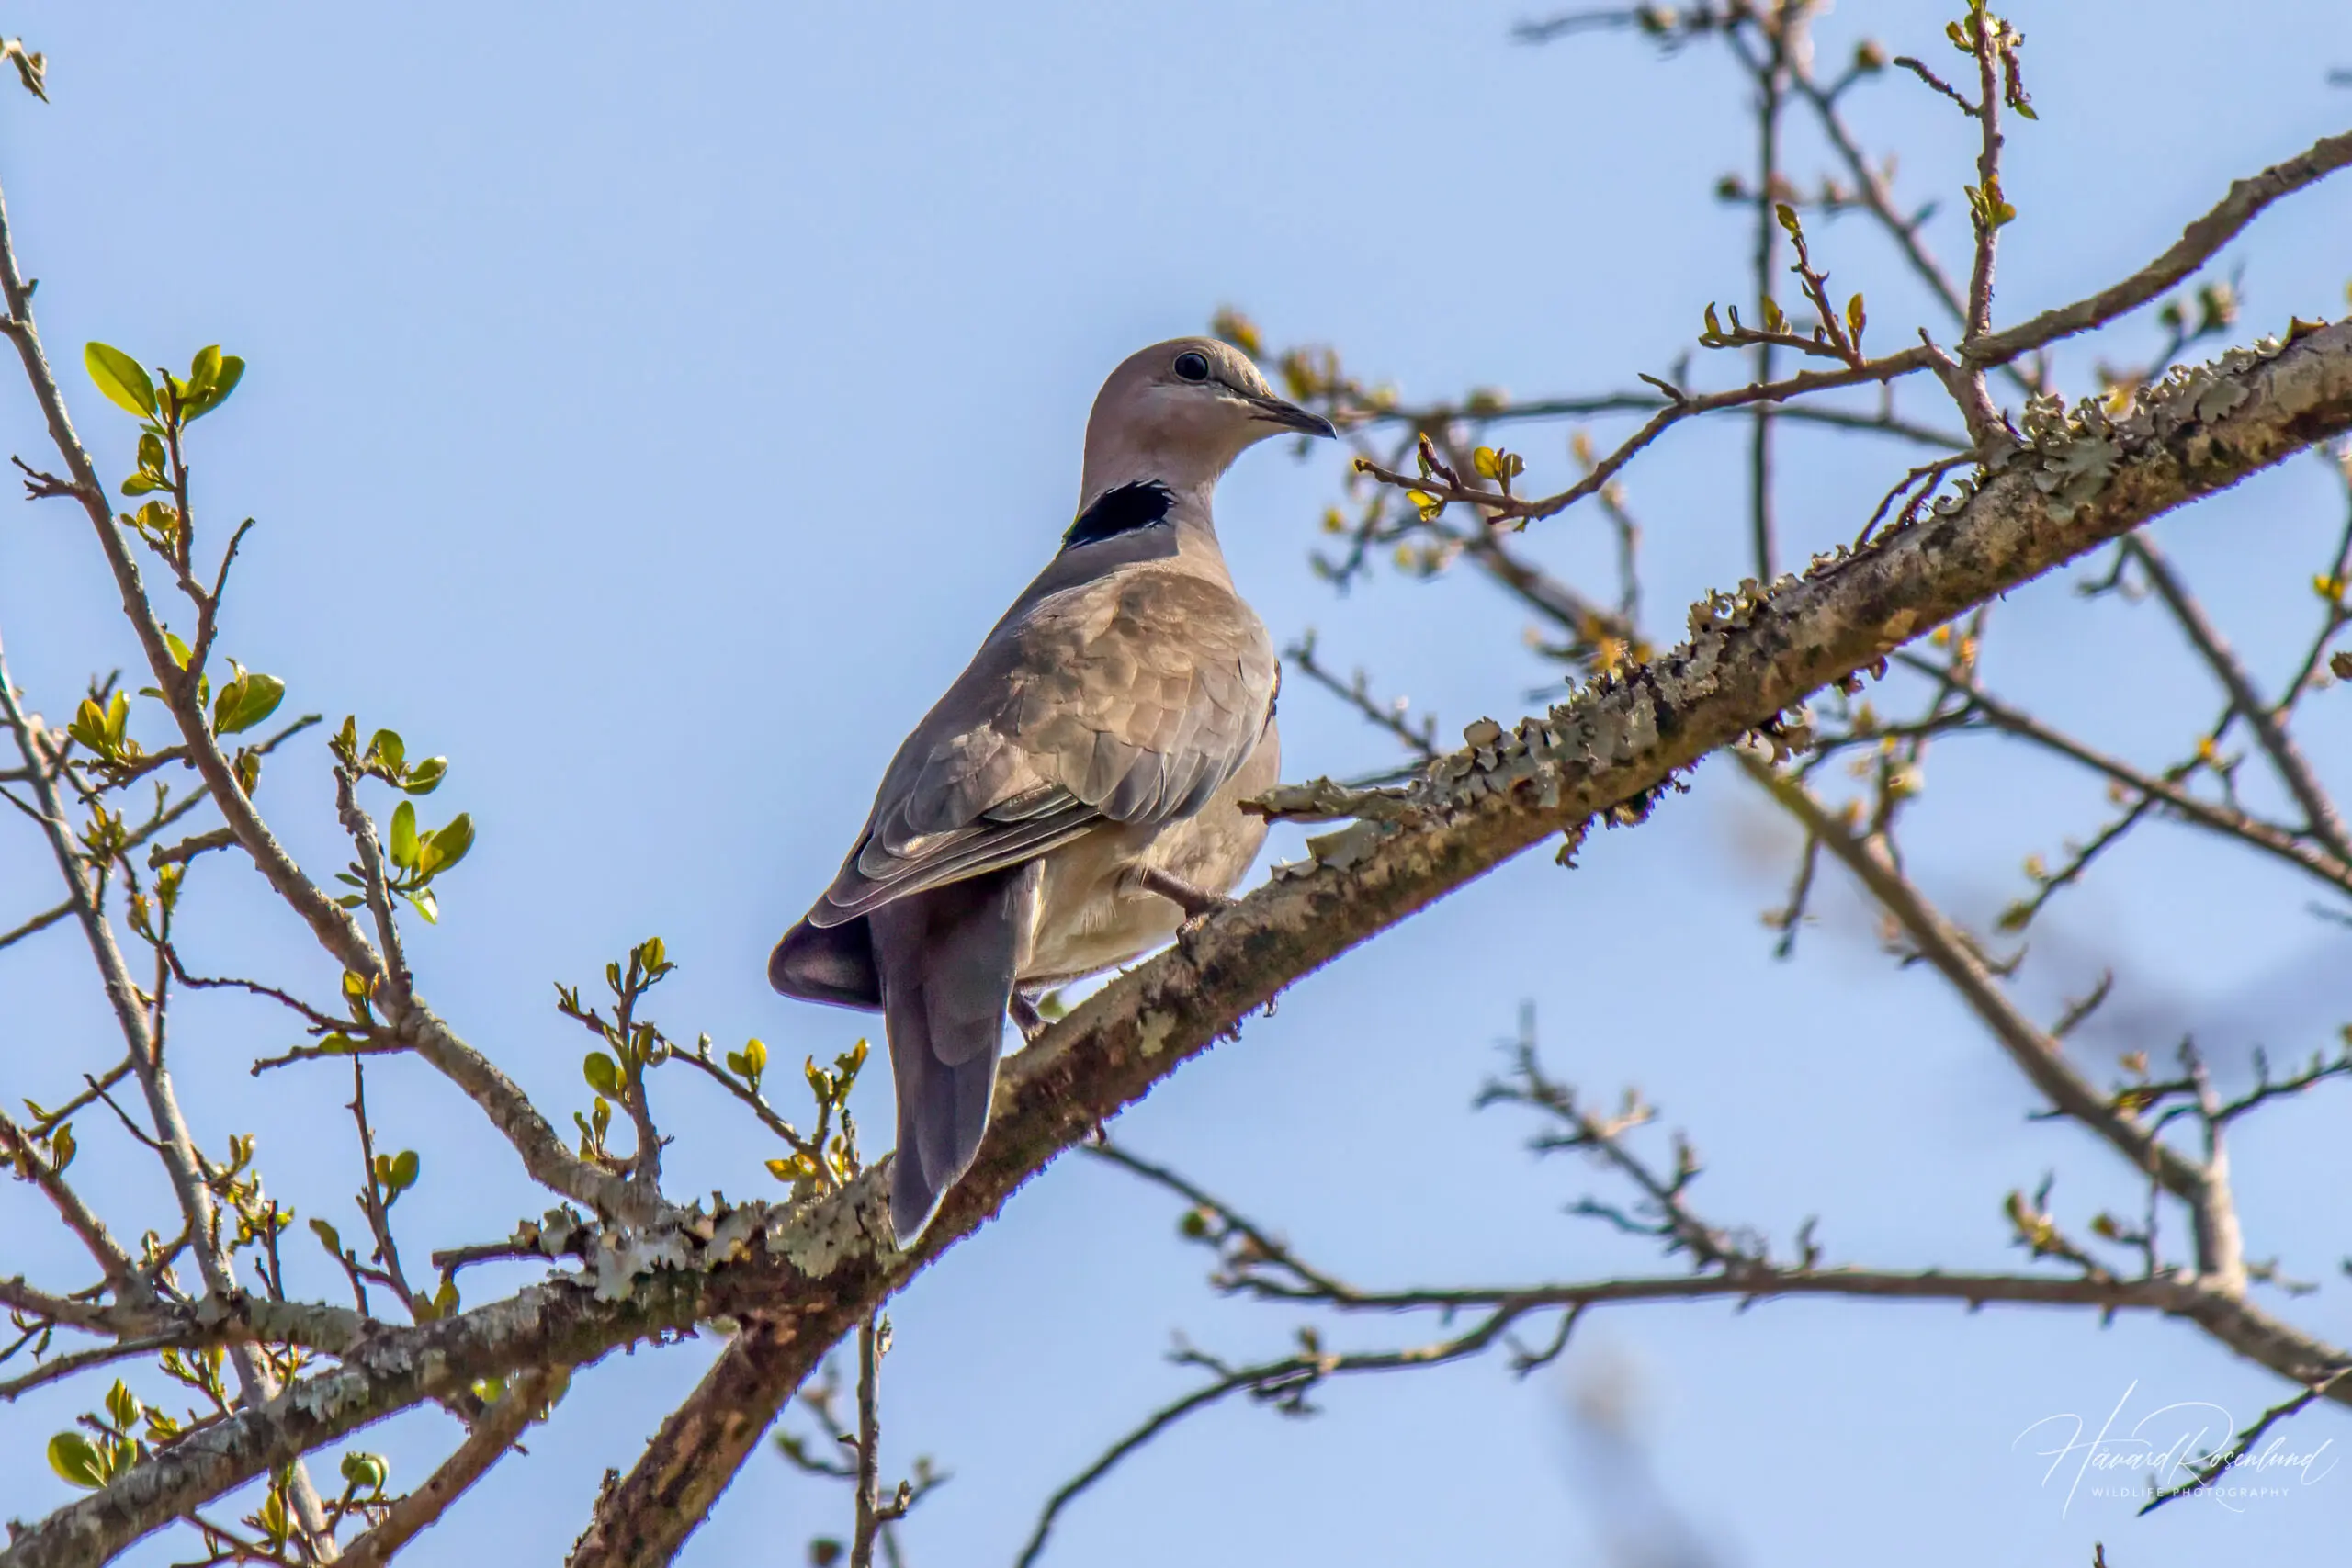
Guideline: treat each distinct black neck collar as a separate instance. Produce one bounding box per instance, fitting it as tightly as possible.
[1062,480,1175,551]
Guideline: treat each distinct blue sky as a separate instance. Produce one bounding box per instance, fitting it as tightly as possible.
[3,4,2350,1564]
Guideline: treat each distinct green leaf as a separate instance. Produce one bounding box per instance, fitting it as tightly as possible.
[402,888,439,924]
[48,1431,106,1489]
[106,1379,141,1430]
[419,813,475,877]
[67,696,111,756]
[583,1051,621,1098]
[50,1122,74,1170]
[164,631,193,669]
[185,355,245,421]
[837,1038,869,1082]
[187,344,220,398]
[84,342,158,419]
[339,1450,389,1492]
[401,756,447,795]
[137,431,166,477]
[389,1149,419,1191]
[368,728,405,773]
[388,801,418,870]
[212,667,285,736]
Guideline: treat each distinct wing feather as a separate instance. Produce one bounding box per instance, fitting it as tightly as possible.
[806,563,1273,928]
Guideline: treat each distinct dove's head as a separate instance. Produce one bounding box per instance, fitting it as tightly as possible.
[1077,336,1335,513]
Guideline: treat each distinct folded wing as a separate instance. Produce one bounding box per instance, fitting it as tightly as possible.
[806,567,1274,928]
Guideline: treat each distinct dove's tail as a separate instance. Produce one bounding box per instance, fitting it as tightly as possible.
[868,862,1038,1244]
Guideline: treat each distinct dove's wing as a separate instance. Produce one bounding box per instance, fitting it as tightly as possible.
[805,563,1274,928]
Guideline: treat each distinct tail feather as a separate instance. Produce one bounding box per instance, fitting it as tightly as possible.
[768,916,882,1010]
[869,863,1038,1243]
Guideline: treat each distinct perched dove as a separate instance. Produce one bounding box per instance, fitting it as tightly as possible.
[769,336,1335,1241]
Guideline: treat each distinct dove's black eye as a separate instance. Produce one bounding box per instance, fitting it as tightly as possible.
[1171,350,1211,383]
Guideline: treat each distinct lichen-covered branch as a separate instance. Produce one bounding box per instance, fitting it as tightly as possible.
[547,319,2352,1568]
[9,193,2352,1568]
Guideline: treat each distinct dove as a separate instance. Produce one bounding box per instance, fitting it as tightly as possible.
[769,336,1334,1241]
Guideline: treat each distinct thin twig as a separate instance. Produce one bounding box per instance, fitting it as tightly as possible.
[0,896,72,952]
[0,1111,137,1288]
[1966,127,2352,365]
[1894,653,2352,898]
[2139,1365,2352,1514]
[1892,54,1976,117]
[2125,536,2352,862]
[339,1368,569,1566]
[1012,1306,1531,1568]
[1736,751,2216,1215]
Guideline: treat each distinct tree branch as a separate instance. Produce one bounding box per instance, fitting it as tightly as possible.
[2122,535,2352,862]
[1964,127,2352,366]
[0,172,642,1235]
[339,1368,568,1568]
[1893,651,2352,898]
[558,319,2352,1568]
[13,316,2352,1568]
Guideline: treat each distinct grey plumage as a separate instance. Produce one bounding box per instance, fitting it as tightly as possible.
[770,337,1334,1241]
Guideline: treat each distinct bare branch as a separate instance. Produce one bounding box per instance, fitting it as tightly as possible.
[0,1110,136,1287]
[2141,1364,2352,1515]
[1286,635,1439,764]
[1892,53,1977,117]
[1965,127,2352,366]
[1013,1306,1529,1568]
[1737,752,2212,1203]
[1355,344,1941,526]
[339,1368,568,1567]
[16,316,2352,1568]
[1893,652,2352,900]
[0,895,72,951]
[2123,535,2352,862]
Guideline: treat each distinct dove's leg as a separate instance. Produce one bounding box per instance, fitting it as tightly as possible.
[1008,991,1049,1043]
[1127,865,1235,920]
